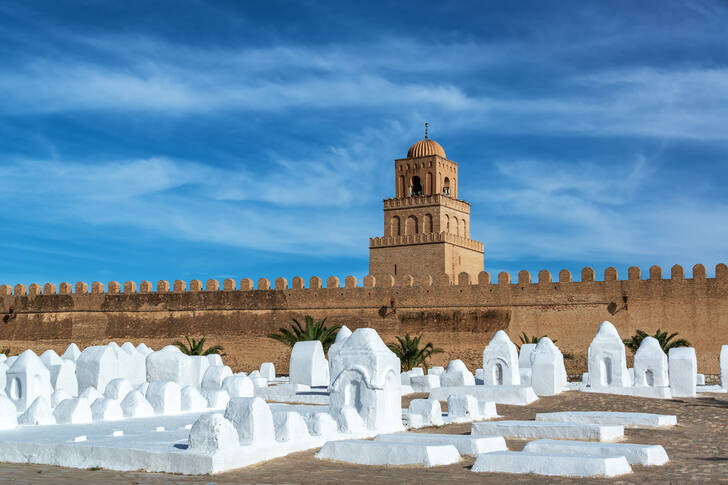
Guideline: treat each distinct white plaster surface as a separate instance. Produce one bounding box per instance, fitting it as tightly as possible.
[260,362,276,381]
[105,378,133,401]
[409,374,440,392]
[535,411,676,428]
[588,321,630,389]
[290,341,329,387]
[146,381,182,415]
[428,385,538,405]
[328,328,403,433]
[202,365,233,391]
[440,360,475,387]
[19,397,55,425]
[471,420,624,441]
[633,337,669,387]
[529,337,566,396]
[222,375,255,398]
[0,395,17,429]
[483,330,520,386]
[406,399,443,427]
[721,345,728,390]
[61,343,81,362]
[50,360,78,396]
[523,439,669,466]
[54,398,93,424]
[669,347,697,398]
[91,398,124,422]
[375,433,507,456]
[580,385,672,399]
[5,350,52,413]
[472,451,632,477]
[76,346,119,394]
[317,440,461,467]
[181,386,208,412]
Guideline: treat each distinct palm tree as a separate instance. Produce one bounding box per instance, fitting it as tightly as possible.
[173,336,225,356]
[387,333,443,372]
[623,329,691,354]
[268,315,341,354]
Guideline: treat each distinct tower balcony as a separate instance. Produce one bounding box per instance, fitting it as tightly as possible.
[383,194,471,213]
[369,231,484,252]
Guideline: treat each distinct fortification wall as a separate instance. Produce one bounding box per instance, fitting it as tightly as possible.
[1,263,727,374]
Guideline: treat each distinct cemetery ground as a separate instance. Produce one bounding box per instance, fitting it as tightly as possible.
[2,390,726,484]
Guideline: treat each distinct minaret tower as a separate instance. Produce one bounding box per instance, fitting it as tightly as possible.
[369,126,485,283]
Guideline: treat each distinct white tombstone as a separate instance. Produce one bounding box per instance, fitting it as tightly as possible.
[260,362,276,380]
[54,397,93,424]
[0,362,7,392]
[91,398,124,421]
[50,360,78,395]
[0,395,18,429]
[206,354,223,367]
[530,337,566,396]
[40,349,63,369]
[290,341,329,387]
[61,343,81,362]
[252,377,268,388]
[105,378,134,401]
[146,381,182,415]
[51,390,72,407]
[120,390,155,418]
[224,397,276,445]
[222,374,255,398]
[633,337,669,387]
[202,389,230,409]
[407,399,443,426]
[76,345,120,394]
[329,328,403,432]
[181,386,208,412]
[118,343,147,387]
[519,343,537,369]
[19,397,56,425]
[328,325,353,363]
[587,321,630,389]
[202,365,233,390]
[721,345,728,390]
[334,405,366,433]
[273,411,310,442]
[409,374,440,392]
[440,360,475,387]
[483,331,520,386]
[5,350,52,412]
[669,347,697,398]
[188,413,240,453]
[79,386,104,406]
[146,346,207,388]
[447,394,479,418]
[136,343,153,355]
[428,366,445,376]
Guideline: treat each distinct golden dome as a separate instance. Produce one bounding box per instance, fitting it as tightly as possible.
[407,138,446,159]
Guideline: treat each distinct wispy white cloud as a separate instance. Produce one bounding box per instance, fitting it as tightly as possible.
[471,154,728,270]
[2,30,728,140]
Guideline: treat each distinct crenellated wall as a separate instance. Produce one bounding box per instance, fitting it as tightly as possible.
[1,263,727,374]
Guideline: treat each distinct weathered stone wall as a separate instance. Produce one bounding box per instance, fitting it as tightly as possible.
[1,263,726,374]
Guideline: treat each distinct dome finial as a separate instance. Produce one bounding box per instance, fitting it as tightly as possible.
[425,122,429,140]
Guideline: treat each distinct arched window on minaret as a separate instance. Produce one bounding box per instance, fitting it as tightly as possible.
[424,214,433,233]
[453,216,459,236]
[426,172,433,195]
[462,220,467,238]
[445,214,450,233]
[443,177,451,196]
[411,176,423,196]
[390,216,401,236]
[406,215,419,235]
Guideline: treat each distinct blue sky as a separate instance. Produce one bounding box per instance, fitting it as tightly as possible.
[1,1,727,287]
